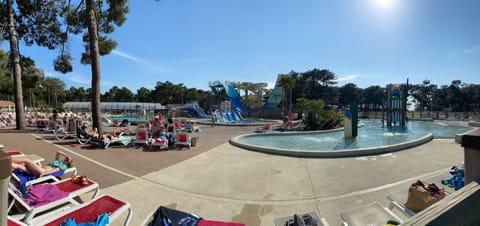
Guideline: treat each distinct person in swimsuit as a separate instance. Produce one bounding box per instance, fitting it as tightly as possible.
[11,151,73,177]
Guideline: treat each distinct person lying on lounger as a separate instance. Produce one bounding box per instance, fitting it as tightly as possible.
[81,125,100,140]
[11,151,73,177]
[99,128,126,141]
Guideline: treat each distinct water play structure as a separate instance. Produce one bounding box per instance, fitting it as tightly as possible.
[210,82,245,123]
[386,83,408,128]
[344,102,359,139]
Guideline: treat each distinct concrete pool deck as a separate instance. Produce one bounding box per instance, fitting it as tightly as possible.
[0,122,468,225]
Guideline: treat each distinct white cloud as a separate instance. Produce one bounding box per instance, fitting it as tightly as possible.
[111,50,144,63]
[45,71,90,85]
[111,49,168,74]
[336,74,359,82]
[464,45,479,54]
[68,74,91,85]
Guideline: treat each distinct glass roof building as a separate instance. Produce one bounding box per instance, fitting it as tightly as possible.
[63,102,167,113]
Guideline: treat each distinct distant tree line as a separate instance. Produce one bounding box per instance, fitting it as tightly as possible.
[279,69,480,113]
[1,47,478,114]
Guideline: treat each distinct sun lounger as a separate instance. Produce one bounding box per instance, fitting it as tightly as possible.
[101,135,131,149]
[134,125,149,148]
[75,125,93,144]
[341,202,402,226]
[274,211,329,226]
[175,133,191,149]
[255,124,271,133]
[31,194,132,226]
[7,216,28,226]
[387,173,453,218]
[11,152,77,187]
[8,177,100,224]
[149,136,169,150]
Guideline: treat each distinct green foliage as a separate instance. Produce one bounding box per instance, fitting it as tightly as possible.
[302,99,343,131]
[60,0,128,68]
[54,55,73,73]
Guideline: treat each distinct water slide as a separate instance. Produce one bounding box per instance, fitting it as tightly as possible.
[262,76,284,109]
[183,102,207,118]
[225,84,245,113]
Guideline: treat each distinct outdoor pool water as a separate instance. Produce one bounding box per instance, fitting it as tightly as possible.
[232,120,473,156]
[105,115,148,123]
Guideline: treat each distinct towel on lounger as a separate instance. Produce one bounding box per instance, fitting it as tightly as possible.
[22,183,68,207]
[61,213,110,226]
[13,169,65,198]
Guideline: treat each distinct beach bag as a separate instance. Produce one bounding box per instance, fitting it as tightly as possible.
[405,180,445,212]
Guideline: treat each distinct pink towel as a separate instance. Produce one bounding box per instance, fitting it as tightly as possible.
[23,184,68,207]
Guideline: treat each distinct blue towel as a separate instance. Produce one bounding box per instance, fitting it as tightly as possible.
[13,169,65,198]
[60,213,110,226]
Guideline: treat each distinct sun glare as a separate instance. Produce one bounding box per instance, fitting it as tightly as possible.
[375,0,394,10]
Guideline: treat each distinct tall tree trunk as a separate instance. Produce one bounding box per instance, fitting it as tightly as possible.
[7,0,26,130]
[86,0,103,135]
[289,87,292,113]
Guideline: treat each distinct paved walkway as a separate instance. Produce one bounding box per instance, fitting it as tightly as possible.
[0,124,466,225]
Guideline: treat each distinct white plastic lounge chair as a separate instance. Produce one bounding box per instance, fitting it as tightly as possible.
[134,125,149,148]
[30,194,132,226]
[387,173,453,218]
[8,177,100,224]
[101,135,131,149]
[11,151,77,187]
[54,123,77,141]
[341,202,403,226]
[255,124,271,133]
[175,133,191,149]
[149,136,169,150]
[75,125,94,144]
[7,216,28,226]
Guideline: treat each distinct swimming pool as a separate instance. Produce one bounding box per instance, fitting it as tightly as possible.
[230,120,474,157]
[105,115,148,123]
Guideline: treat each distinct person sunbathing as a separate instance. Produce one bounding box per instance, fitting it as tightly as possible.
[81,125,99,140]
[151,117,165,138]
[12,151,73,177]
[100,128,125,141]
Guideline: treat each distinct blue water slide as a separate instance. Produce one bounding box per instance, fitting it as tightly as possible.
[233,111,243,120]
[226,112,233,122]
[196,108,206,118]
[225,85,245,113]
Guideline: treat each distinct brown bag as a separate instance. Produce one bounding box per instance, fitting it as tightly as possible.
[404,180,445,212]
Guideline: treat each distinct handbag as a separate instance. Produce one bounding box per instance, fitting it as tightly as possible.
[404,180,445,212]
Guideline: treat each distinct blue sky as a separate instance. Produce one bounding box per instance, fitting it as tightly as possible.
[6,0,480,92]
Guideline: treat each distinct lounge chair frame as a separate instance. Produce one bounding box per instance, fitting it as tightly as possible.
[31,194,132,226]
[8,177,99,224]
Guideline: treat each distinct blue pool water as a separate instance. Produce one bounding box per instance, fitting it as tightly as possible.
[237,120,473,151]
[105,115,148,122]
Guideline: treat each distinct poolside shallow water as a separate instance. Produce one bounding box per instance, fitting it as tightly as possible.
[231,120,473,156]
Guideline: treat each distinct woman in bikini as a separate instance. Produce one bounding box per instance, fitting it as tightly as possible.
[11,151,73,177]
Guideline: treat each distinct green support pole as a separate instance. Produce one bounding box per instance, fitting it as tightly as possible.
[351,102,358,137]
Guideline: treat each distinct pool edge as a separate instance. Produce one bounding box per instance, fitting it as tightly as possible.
[229,133,434,158]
